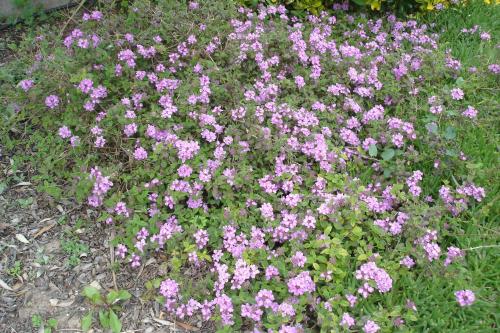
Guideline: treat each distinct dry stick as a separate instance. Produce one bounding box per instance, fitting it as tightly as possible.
[59,0,87,38]
[110,228,118,290]
[465,244,500,251]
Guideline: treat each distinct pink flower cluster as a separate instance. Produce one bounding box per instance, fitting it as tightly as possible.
[355,262,393,296]
[87,167,113,207]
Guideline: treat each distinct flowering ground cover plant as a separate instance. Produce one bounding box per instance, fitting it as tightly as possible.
[1,0,499,332]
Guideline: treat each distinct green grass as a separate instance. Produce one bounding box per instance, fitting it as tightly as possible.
[403,2,500,331]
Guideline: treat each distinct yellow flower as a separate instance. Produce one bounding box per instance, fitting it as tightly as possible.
[370,0,381,10]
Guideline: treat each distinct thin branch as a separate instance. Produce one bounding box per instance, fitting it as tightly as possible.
[59,0,87,38]
[465,244,500,251]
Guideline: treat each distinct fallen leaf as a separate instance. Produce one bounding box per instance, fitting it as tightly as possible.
[145,258,156,266]
[89,280,102,290]
[12,282,23,290]
[49,298,75,307]
[13,181,32,187]
[0,222,12,232]
[15,234,30,244]
[0,278,14,291]
[175,321,199,331]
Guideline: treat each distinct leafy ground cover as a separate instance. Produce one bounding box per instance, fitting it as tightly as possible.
[0,1,498,332]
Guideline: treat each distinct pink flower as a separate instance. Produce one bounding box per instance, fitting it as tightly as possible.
[160,279,179,298]
[58,126,72,139]
[455,290,475,307]
[177,164,193,178]
[340,313,355,328]
[291,251,307,267]
[265,265,279,280]
[480,32,491,41]
[363,320,380,333]
[400,256,415,268]
[19,79,34,91]
[134,147,148,160]
[45,95,59,109]
[287,271,315,296]
[444,247,463,266]
[295,75,305,89]
[450,88,464,100]
[255,289,275,308]
[462,106,477,118]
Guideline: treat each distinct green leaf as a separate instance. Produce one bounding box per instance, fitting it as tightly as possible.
[352,226,363,237]
[357,253,368,261]
[0,182,7,195]
[425,122,438,134]
[336,248,349,257]
[381,148,395,161]
[368,144,378,157]
[443,126,456,140]
[324,225,332,235]
[446,149,458,157]
[47,318,57,328]
[81,311,93,332]
[106,290,132,304]
[99,310,110,329]
[109,310,122,333]
[82,286,103,305]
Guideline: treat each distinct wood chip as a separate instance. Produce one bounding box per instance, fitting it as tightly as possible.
[152,317,174,326]
[0,278,14,291]
[33,222,56,238]
[15,233,30,244]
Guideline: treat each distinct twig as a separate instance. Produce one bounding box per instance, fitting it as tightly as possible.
[59,0,87,38]
[465,244,500,251]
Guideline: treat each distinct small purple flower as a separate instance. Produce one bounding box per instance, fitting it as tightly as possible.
[455,290,475,307]
[19,79,34,92]
[160,279,179,298]
[295,75,305,89]
[291,251,307,267]
[363,320,380,333]
[450,88,464,100]
[462,106,477,119]
[70,136,80,147]
[115,244,127,259]
[58,126,72,139]
[400,256,415,268]
[134,147,148,160]
[480,32,491,41]
[45,95,60,109]
[177,164,193,178]
[340,312,355,328]
[287,271,315,296]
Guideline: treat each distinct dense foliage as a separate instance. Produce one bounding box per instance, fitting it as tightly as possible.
[239,0,498,15]
[1,0,498,332]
